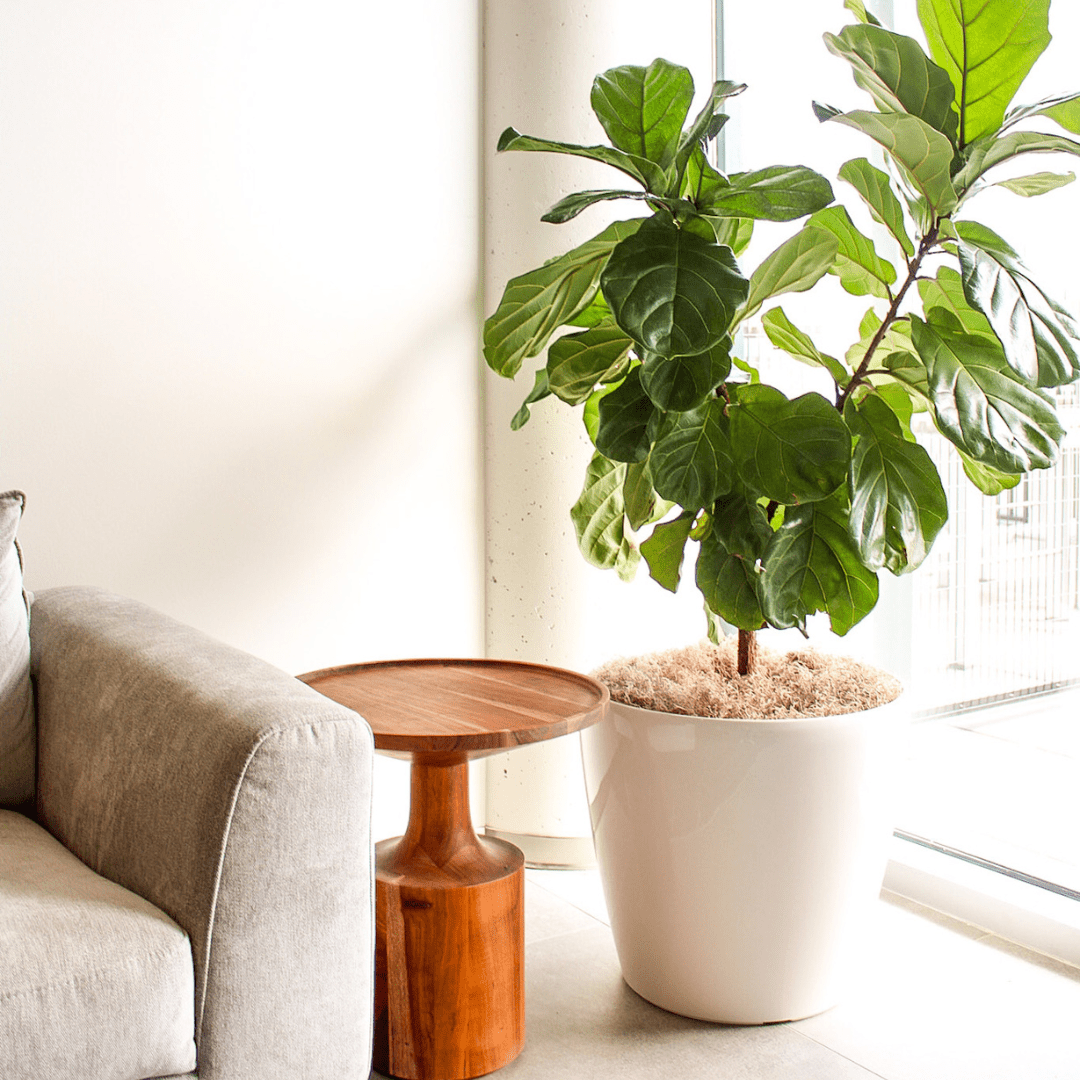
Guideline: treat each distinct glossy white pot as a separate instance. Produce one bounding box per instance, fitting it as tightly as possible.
[580,693,904,1024]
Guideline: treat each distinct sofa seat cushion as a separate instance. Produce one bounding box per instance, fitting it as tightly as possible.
[0,809,197,1080]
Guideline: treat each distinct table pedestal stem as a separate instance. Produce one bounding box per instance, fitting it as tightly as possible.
[374,752,525,1080]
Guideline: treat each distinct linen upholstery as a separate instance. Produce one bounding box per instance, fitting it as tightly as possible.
[0,809,196,1079]
[28,586,375,1080]
[0,491,33,807]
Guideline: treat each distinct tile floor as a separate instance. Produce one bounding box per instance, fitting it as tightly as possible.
[373,868,1080,1080]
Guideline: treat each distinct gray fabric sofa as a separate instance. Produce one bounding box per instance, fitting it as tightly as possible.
[0,576,375,1078]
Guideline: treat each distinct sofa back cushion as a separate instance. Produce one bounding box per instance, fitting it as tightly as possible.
[0,492,34,807]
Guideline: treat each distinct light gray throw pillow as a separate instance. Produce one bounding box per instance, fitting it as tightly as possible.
[0,491,34,807]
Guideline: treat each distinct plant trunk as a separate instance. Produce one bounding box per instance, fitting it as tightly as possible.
[737,628,758,677]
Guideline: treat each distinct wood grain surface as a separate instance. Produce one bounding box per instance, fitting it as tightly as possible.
[373,756,525,1079]
[300,657,605,1077]
[298,658,608,756]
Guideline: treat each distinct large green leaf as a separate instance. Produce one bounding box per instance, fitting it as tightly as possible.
[738,226,839,322]
[568,290,613,329]
[844,0,882,26]
[917,0,1050,145]
[650,401,734,510]
[601,215,748,358]
[954,130,1080,193]
[709,215,754,256]
[822,109,958,213]
[846,394,948,573]
[729,385,851,504]
[919,266,998,343]
[1003,92,1080,135]
[697,165,834,222]
[674,79,747,182]
[991,172,1075,198]
[511,367,551,430]
[594,367,657,464]
[623,461,664,531]
[590,59,694,175]
[695,493,772,631]
[760,499,880,635]
[845,307,920,374]
[681,145,729,206]
[547,323,634,404]
[483,220,642,377]
[838,157,915,257]
[571,452,637,577]
[696,536,765,632]
[496,127,668,194]
[582,381,618,445]
[761,307,850,385]
[639,338,731,411]
[871,381,919,432]
[955,220,1080,387]
[911,315,1064,473]
[640,511,696,592]
[825,24,957,142]
[957,449,1022,495]
[807,205,898,299]
[881,348,932,401]
[541,188,650,225]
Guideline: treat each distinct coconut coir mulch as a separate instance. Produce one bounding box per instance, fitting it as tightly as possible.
[592,640,902,720]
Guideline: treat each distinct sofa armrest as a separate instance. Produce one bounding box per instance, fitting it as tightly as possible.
[29,587,374,1080]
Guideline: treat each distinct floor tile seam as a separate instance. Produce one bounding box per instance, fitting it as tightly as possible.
[790,1026,893,1080]
[522,899,611,947]
[525,921,611,954]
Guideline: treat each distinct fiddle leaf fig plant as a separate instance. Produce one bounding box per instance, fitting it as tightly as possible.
[483,0,1080,675]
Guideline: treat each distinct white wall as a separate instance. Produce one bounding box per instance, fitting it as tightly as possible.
[481,0,719,856]
[0,0,483,840]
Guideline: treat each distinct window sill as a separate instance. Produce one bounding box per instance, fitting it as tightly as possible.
[884,833,1080,969]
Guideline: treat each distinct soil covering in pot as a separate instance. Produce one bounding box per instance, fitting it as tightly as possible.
[593,640,901,720]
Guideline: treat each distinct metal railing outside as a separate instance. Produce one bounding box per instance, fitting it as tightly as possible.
[910,388,1080,715]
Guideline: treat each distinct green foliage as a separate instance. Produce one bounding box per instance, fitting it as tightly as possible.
[546,323,633,405]
[484,10,1080,641]
[838,157,915,256]
[917,0,1050,145]
[824,24,957,140]
[822,109,957,212]
[760,498,880,636]
[728,386,851,504]
[591,58,695,173]
[696,165,836,221]
[739,227,839,321]
[845,395,948,572]
[484,220,642,377]
[594,368,656,463]
[650,401,733,509]
[601,216,748,357]
[641,511,696,592]
[806,205,897,298]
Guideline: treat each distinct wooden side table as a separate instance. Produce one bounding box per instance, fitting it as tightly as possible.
[299,658,608,1080]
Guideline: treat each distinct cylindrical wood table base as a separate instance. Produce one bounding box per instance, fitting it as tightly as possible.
[373,755,526,1080]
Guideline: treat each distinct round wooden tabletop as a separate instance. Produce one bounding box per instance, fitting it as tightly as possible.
[298,658,609,758]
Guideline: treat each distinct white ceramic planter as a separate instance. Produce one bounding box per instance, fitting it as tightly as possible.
[580,693,904,1024]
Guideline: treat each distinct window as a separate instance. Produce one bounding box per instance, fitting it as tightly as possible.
[720,0,1080,958]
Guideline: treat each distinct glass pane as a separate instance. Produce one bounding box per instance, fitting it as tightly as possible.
[720,0,1080,898]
